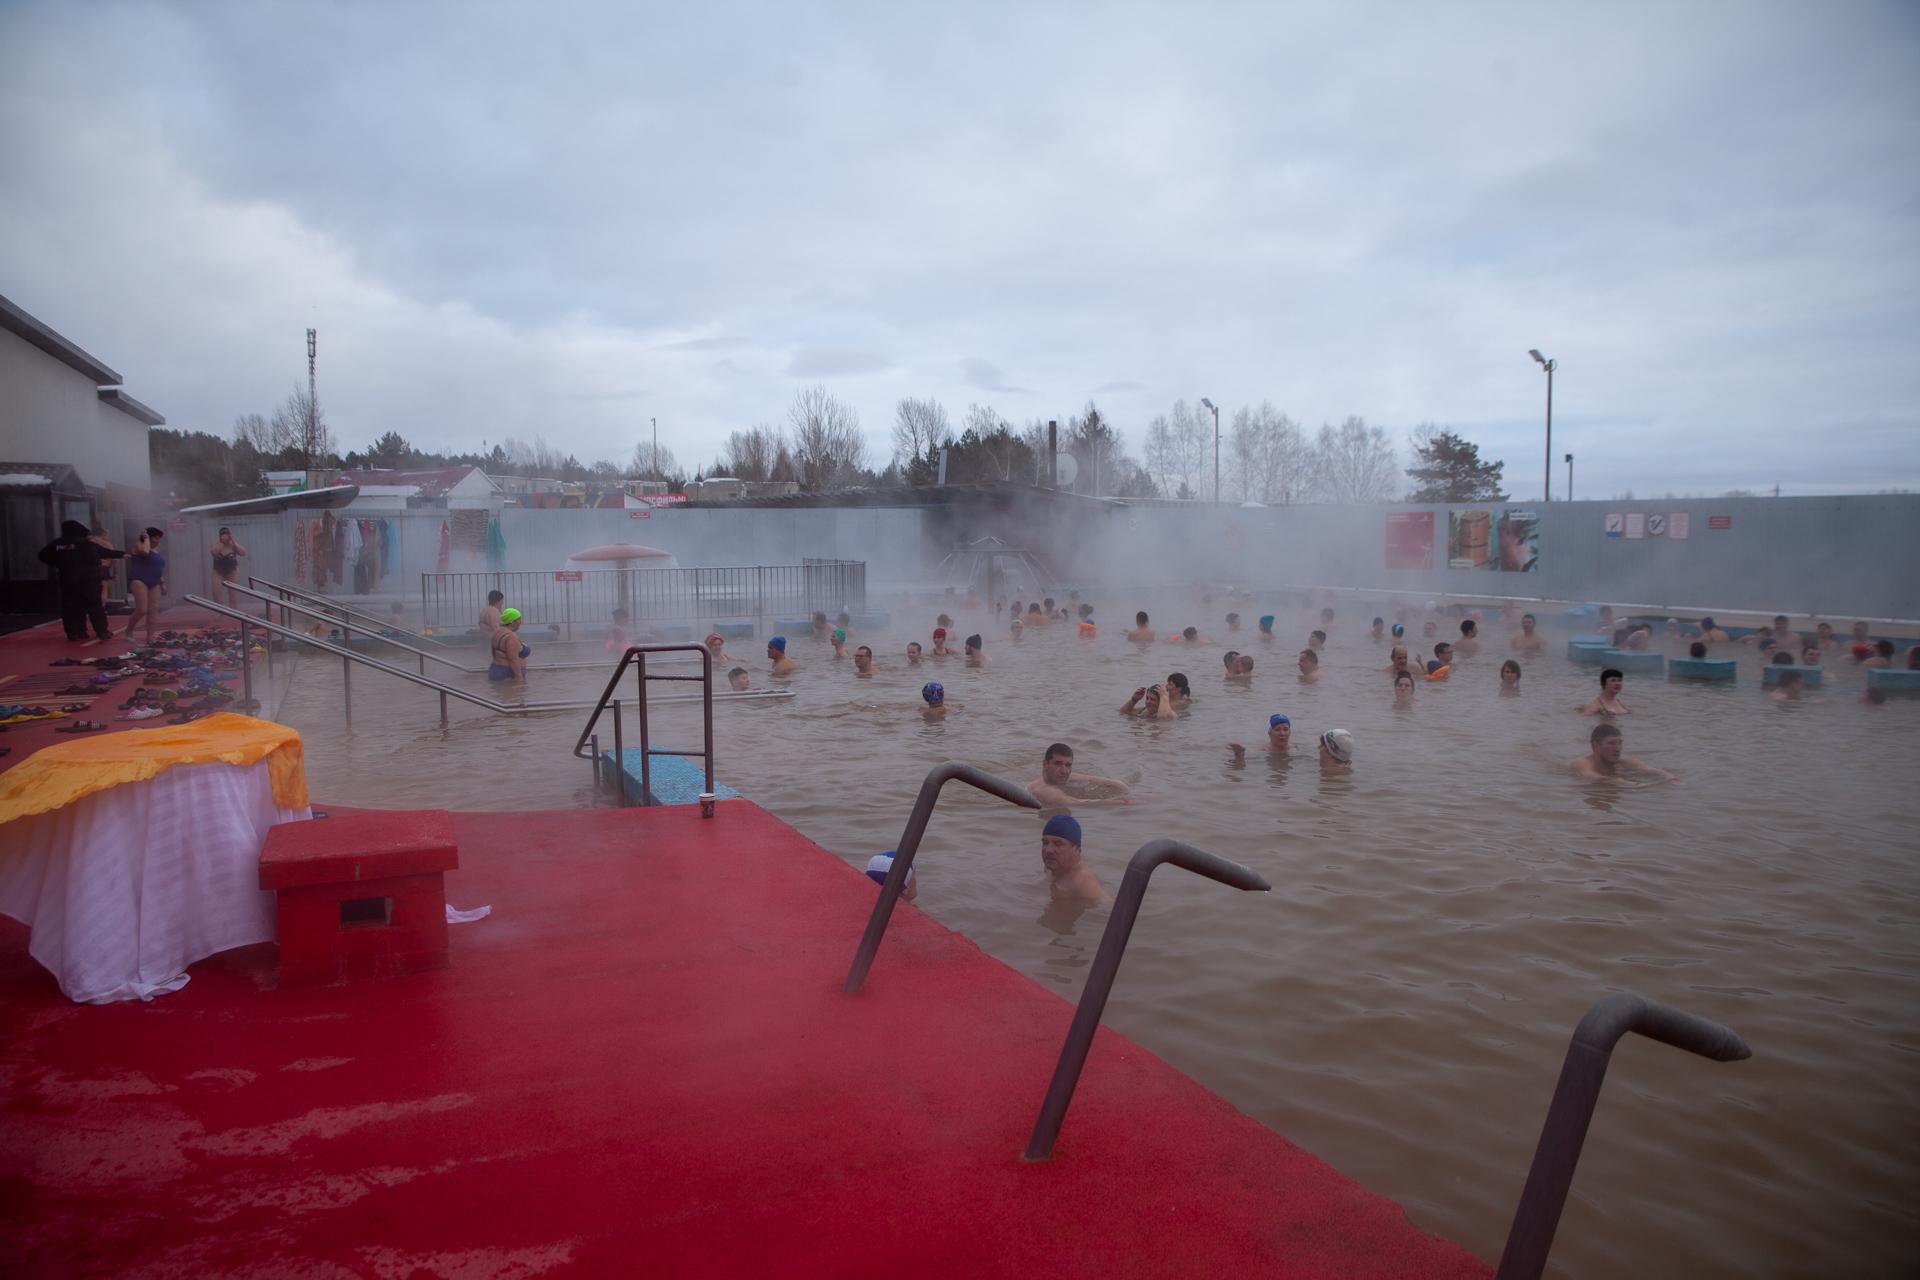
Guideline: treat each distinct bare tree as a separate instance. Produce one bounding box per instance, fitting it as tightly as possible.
[1303,416,1399,503]
[630,440,681,481]
[268,384,336,468]
[890,397,952,472]
[714,425,783,481]
[1019,419,1053,485]
[232,411,293,455]
[786,385,866,490]
[1143,400,1210,499]
[1229,402,1308,503]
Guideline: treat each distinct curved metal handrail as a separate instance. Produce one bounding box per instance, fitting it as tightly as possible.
[1023,839,1271,1160]
[842,762,1042,993]
[1495,993,1752,1280]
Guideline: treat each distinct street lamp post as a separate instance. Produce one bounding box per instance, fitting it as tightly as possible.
[1564,452,1574,501]
[1200,397,1220,502]
[1529,350,1556,502]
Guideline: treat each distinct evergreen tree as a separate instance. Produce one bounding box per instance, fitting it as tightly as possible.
[1405,428,1507,502]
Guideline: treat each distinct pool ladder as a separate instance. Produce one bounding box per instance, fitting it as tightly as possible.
[843,760,1752,1280]
[572,643,717,808]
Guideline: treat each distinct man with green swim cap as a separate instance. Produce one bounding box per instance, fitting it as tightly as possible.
[489,607,530,681]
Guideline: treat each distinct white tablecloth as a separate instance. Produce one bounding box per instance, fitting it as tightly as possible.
[0,760,308,1003]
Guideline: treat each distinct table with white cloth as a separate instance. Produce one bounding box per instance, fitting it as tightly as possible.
[0,714,312,1003]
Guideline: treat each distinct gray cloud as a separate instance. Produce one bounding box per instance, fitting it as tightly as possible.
[962,358,1032,396]
[0,0,1914,497]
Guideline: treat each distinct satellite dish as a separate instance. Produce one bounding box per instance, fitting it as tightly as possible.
[1054,452,1079,485]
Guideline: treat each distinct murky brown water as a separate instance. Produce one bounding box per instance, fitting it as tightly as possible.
[274,598,1920,1277]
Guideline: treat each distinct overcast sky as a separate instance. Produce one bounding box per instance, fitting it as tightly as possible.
[3,1,1916,498]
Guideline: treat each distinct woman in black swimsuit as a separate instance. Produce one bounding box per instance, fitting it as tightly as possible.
[209,526,247,607]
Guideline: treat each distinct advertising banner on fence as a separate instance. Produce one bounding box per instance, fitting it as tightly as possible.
[1447,509,1494,570]
[1385,511,1434,569]
[1496,508,1539,571]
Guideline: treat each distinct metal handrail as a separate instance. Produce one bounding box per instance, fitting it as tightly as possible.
[228,578,661,673]
[842,762,1042,993]
[189,595,787,728]
[245,574,455,642]
[1023,839,1271,1160]
[570,644,719,808]
[1495,993,1751,1280]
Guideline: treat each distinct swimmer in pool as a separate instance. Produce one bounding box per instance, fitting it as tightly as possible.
[906,641,924,666]
[1009,618,1025,642]
[1029,742,1135,808]
[1579,667,1629,716]
[1859,640,1895,668]
[1126,611,1155,643]
[1168,625,1204,644]
[1500,658,1522,694]
[1370,617,1386,643]
[1571,723,1677,782]
[727,666,751,691]
[1165,673,1193,707]
[1421,620,1438,642]
[767,635,797,676]
[1039,814,1105,905]
[1814,621,1838,651]
[489,607,529,681]
[1228,712,1294,762]
[1511,613,1546,655]
[1222,650,1241,677]
[1621,625,1653,651]
[1427,642,1453,676]
[830,628,850,659]
[1769,670,1806,702]
[1317,728,1354,774]
[1297,649,1321,683]
[1390,622,1406,644]
[479,590,505,645]
[836,610,854,635]
[705,632,743,664]
[1455,619,1481,657]
[1120,683,1177,719]
[1697,616,1729,644]
[1225,611,1242,633]
[605,608,634,654]
[921,681,955,719]
[854,644,875,676]
[1232,654,1255,680]
[1770,615,1794,648]
[1393,669,1416,706]
[811,611,830,640]
[964,633,989,667]
[1799,645,1821,667]
[930,627,952,657]
[1026,602,1047,627]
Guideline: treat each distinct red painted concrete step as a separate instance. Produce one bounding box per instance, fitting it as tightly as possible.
[0,801,1488,1278]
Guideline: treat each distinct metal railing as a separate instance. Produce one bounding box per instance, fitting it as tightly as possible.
[1024,839,1271,1160]
[570,644,725,807]
[232,577,671,674]
[188,594,785,729]
[1495,993,1751,1280]
[421,558,866,637]
[842,762,1042,993]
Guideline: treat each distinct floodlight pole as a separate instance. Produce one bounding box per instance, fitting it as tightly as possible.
[1200,397,1220,502]
[1565,452,1574,502]
[1530,350,1556,502]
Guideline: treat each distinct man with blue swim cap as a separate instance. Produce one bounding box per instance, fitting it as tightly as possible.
[767,635,796,675]
[1039,813,1104,904]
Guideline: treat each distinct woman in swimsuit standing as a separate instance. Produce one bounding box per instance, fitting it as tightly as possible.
[489,607,530,681]
[209,526,247,607]
[124,526,168,645]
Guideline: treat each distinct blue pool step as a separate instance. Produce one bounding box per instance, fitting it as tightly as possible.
[600,749,739,807]
[1868,669,1920,692]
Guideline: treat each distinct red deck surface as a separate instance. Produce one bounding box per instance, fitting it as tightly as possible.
[0,608,240,777]
[0,802,1489,1279]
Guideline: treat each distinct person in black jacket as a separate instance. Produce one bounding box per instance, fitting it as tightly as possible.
[38,520,126,641]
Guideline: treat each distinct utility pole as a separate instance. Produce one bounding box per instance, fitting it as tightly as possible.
[1565,453,1574,502]
[1529,350,1556,501]
[652,417,658,479]
[1200,398,1220,502]
[306,328,318,474]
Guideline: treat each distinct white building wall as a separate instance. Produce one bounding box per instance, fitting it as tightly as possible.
[0,329,151,492]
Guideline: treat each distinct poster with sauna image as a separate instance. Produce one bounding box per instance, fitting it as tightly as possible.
[1447,509,1494,569]
[1496,508,1540,572]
